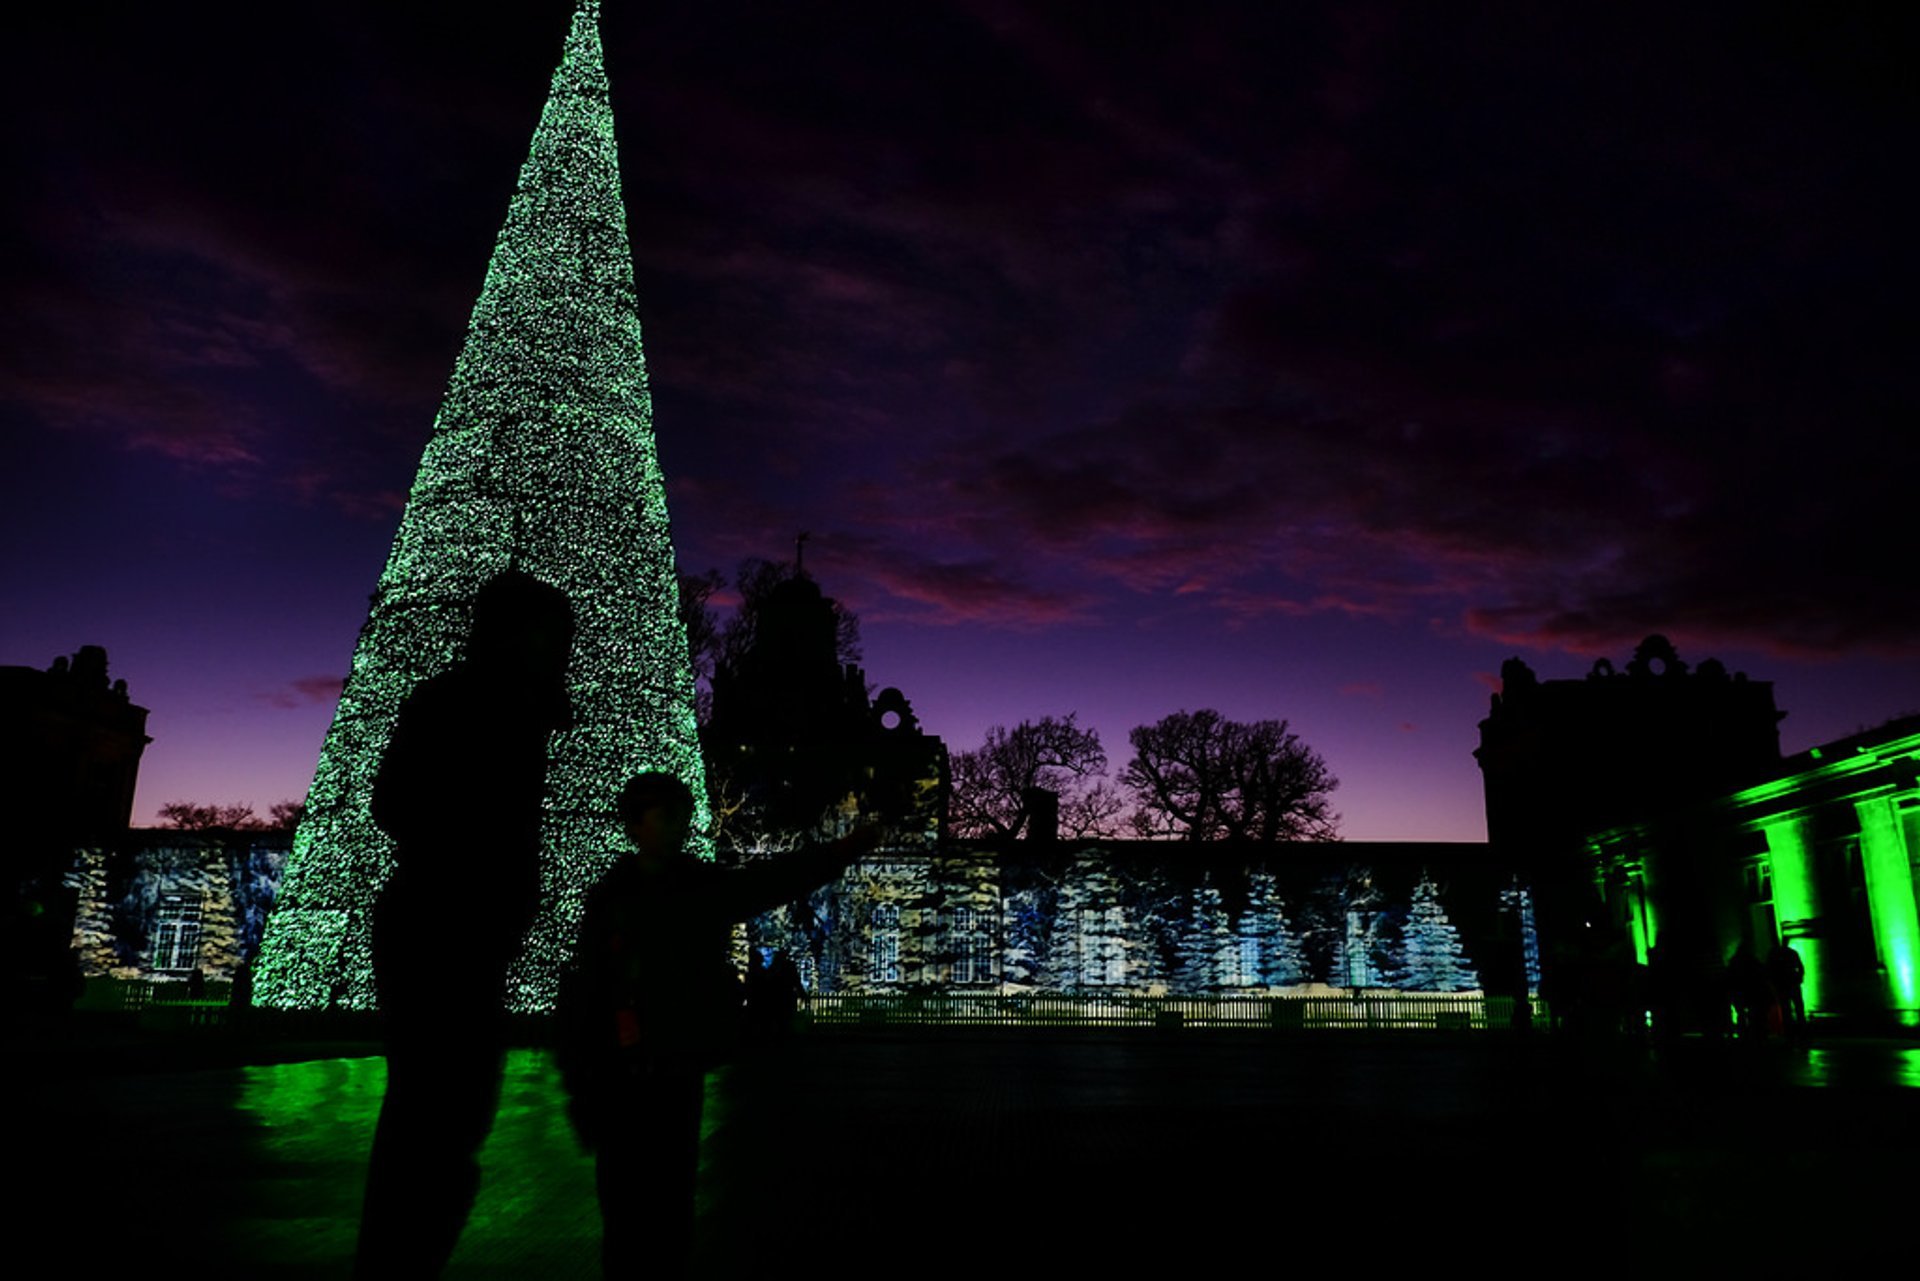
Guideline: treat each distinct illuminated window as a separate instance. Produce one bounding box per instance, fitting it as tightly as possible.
[1743,858,1777,949]
[949,906,995,985]
[870,904,900,984]
[152,895,205,973]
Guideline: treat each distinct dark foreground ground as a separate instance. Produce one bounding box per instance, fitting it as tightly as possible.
[17,1018,1917,1278]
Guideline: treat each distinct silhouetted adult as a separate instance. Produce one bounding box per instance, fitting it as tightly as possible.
[558,773,872,1277]
[354,570,574,1279]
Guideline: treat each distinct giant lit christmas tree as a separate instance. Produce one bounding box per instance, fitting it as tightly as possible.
[255,0,709,1012]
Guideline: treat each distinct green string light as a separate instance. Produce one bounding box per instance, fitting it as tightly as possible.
[255,0,708,1013]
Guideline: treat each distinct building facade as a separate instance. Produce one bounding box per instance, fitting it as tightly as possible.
[743,839,1533,998]
[4,645,151,1000]
[1588,716,1920,1027]
[75,829,1533,1003]
[1477,635,1785,984]
[68,831,291,985]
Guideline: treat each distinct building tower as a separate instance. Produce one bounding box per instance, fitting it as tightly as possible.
[1476,634,1783,983]
[255,0,707,1011]
[1,646,151,992]
[706,569,951,846]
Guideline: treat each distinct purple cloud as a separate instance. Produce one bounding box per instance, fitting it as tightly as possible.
[255,675,347,711]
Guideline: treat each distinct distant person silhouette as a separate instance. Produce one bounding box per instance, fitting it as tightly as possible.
[743,949,777,1044]
[769,948,807,1025]
[743,946,808,1046]
[354,570,574,1279]
[1726,943,1773,1041]
[229,958,254,1020]
[558,773,873,1277]
[1768,943,1807,1044]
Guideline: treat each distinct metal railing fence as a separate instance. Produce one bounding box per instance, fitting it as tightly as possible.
[809,991,1541,1030]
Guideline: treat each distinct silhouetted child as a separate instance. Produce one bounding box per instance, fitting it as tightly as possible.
[558,773,872,1277]
[354,570,574,1279]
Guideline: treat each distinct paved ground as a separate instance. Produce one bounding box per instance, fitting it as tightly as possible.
[18,1017,1918,1278]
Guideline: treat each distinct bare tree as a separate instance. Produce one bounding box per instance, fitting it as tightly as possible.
[158,798,308,832]
[157,801,261,831]
[1123,710,1338,842]
[1058,778,1129,840]
[948,714,1127,839]
[267,799,307,832]
[677,567,725,682]
[677,566,725,724]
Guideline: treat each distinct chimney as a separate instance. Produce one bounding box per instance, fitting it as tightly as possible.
[1021,787,1058,842]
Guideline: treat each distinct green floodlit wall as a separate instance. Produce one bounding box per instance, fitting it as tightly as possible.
[1757,813,1827,1015]
[1590,834,1658,967]
[1627,876,1655,968]
[254,0,709,1013]
[1857,798,1920,1019]
[1739,728,1920,1025]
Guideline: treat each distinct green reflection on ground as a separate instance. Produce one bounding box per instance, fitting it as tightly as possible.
[235,1048,608,1275]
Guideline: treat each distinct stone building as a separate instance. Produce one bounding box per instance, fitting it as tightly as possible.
[2,646,150,873]
[3,645,151,996]
[704,568,948,846]
[68,830,292,985]
[72,827,1529,1002]
[1588,715,1920,1027]
[1476,635,1784,976]
[743,837,1533,998]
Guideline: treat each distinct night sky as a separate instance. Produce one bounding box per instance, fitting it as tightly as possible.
[6,2,1918,841]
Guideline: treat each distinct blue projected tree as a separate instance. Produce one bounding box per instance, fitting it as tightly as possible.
[1500,877,1543,994]
[1241,870,1308,987]
[1175,880,1236,992]
[1398,872,1479,992]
